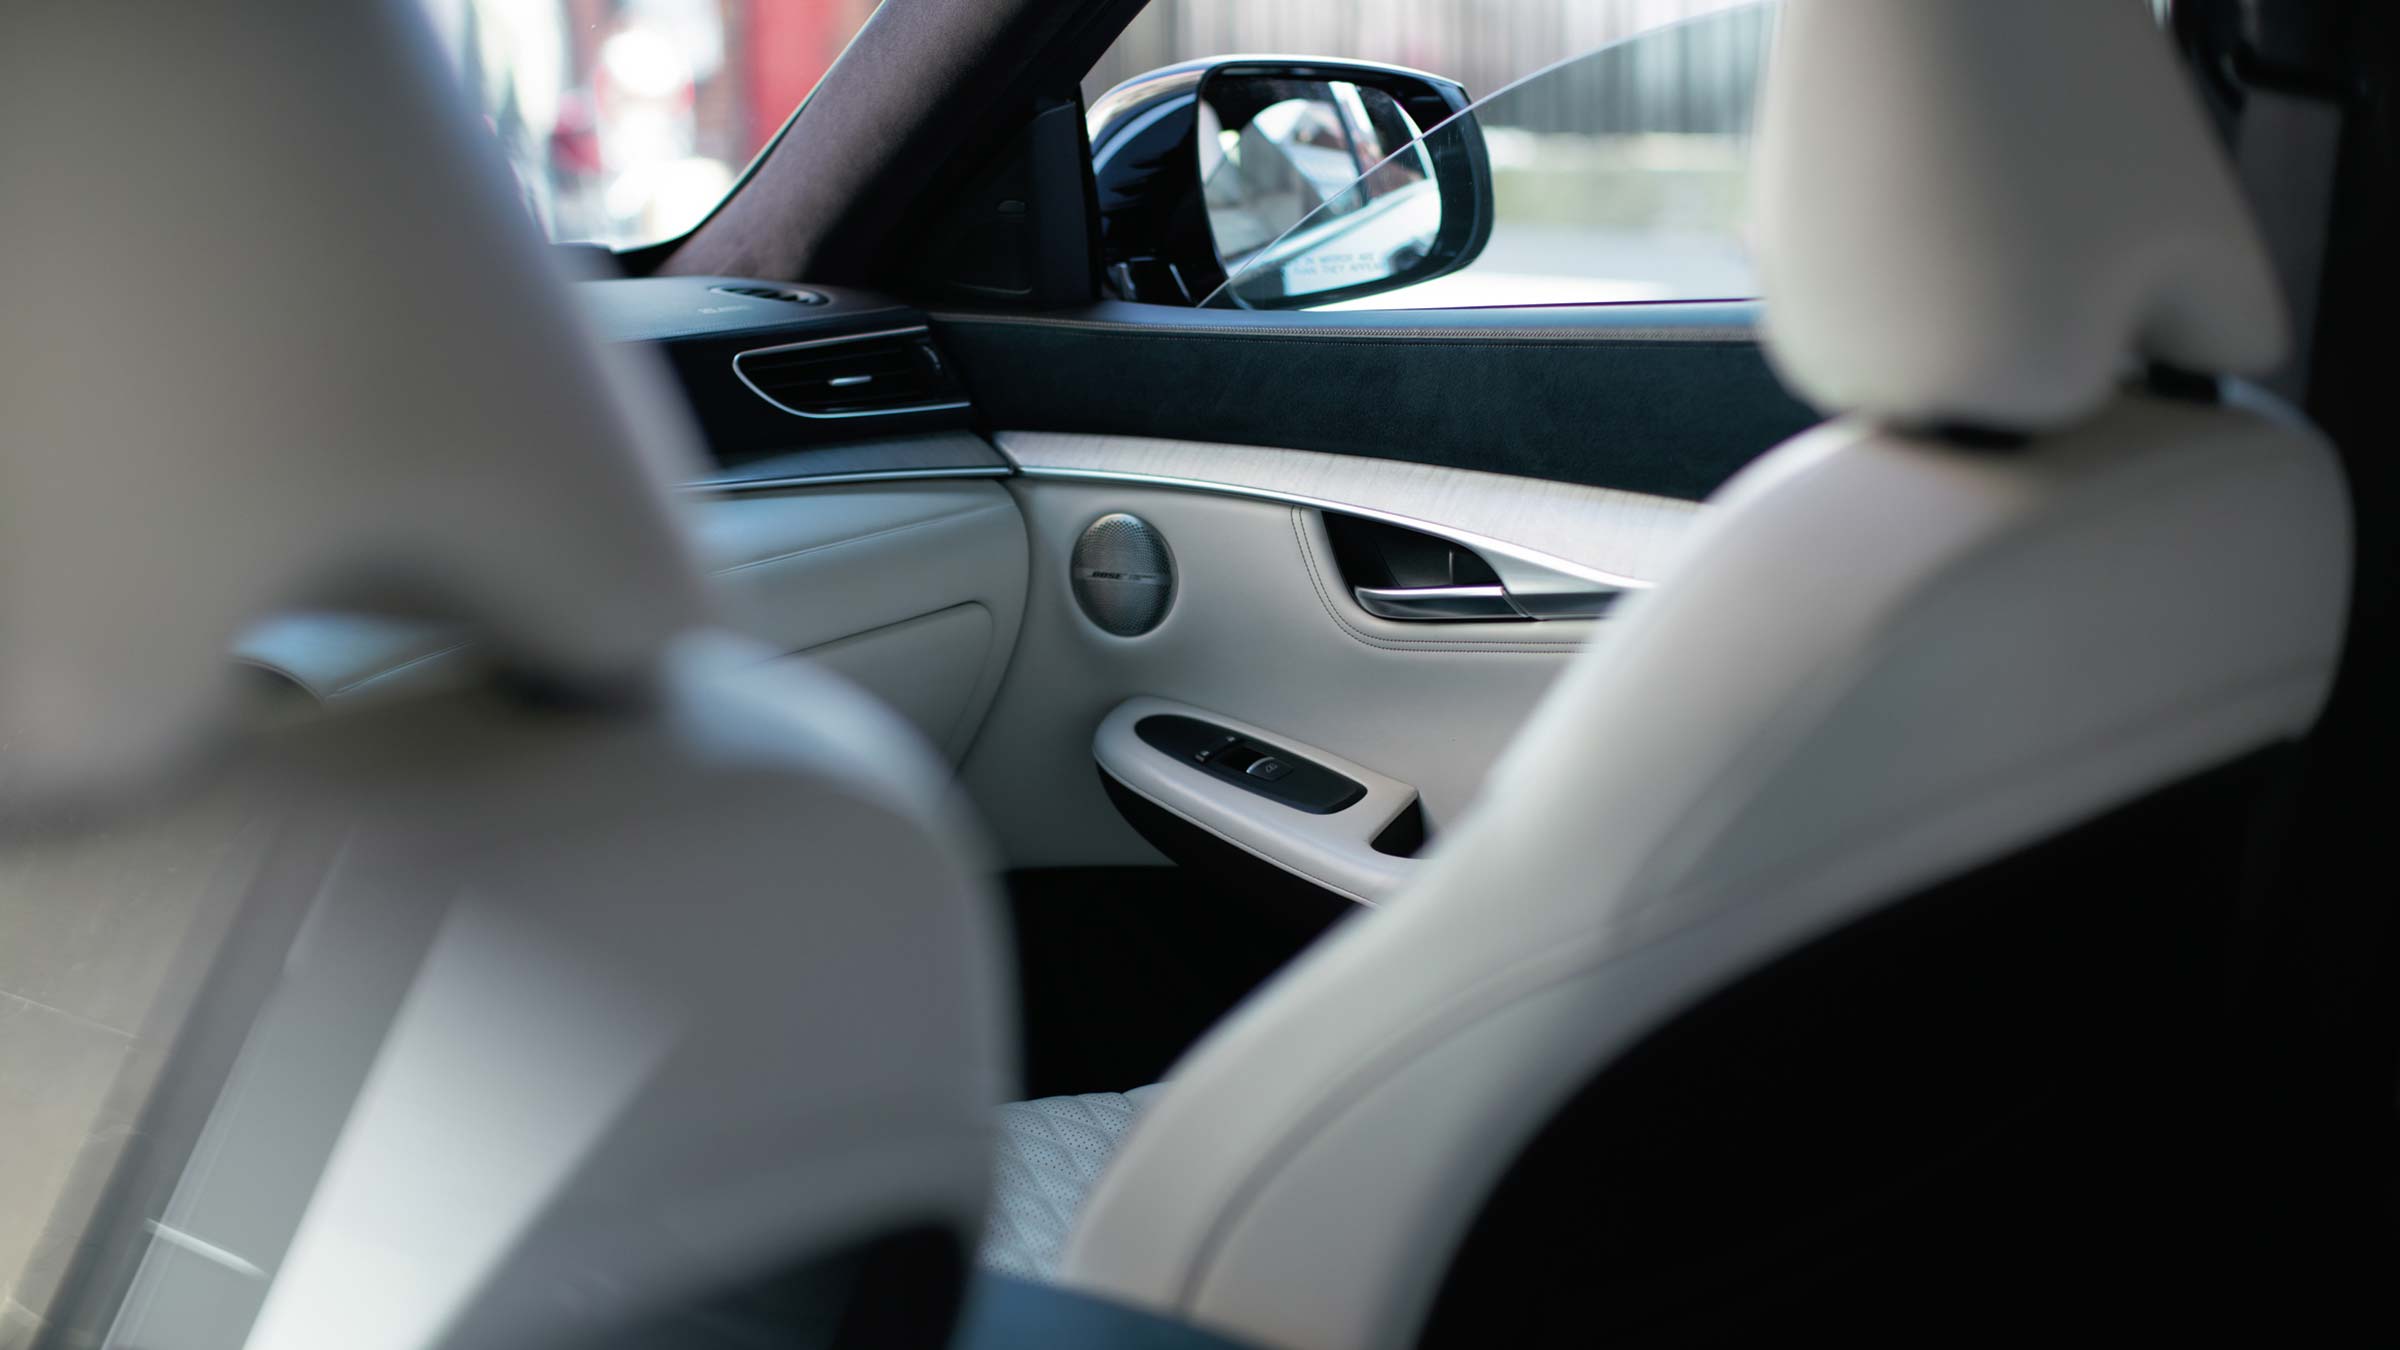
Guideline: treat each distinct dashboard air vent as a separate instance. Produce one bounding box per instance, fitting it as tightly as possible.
[710,284,828,305]
[732,327,970,419]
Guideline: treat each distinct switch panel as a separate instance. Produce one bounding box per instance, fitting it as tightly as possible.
[1134,715,1366,815]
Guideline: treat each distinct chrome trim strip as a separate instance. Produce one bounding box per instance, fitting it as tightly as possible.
[685,466,1014,495]
[144,1221,265,1279]
[730,325,973,420]
[1505,587,1625,621]
[1352,584,1520,622]
[1009,463,1651,599]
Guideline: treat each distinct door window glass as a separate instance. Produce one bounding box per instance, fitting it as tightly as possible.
[1201,2,1781,309]
[1089,0,1779,309]
[414,0,880,248]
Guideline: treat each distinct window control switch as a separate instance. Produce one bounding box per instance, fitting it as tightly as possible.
[1133,714,1367,815]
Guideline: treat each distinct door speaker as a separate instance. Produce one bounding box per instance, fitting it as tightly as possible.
[1070,513,1175,636]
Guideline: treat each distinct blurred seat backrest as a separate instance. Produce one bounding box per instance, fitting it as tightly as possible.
[0,4,1005,1348]
[1052,5,2351,1346]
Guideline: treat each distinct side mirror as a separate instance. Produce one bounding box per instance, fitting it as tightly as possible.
[1090,58,1493,309]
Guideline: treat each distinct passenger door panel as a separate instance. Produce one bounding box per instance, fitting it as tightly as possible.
[696,479,1028,761]
[944,302,1812,890]
[961,477,1590,876]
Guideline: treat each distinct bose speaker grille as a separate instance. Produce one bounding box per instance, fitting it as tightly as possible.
[1071,513,1175,636]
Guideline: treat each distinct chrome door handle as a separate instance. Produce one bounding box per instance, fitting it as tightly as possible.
[1505,585,1625,620]
[1351,583,1625,622]
[1351,584,1520,621]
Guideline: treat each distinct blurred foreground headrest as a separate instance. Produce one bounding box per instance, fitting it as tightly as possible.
[0,0,711,807]
[1752,0,2287,431]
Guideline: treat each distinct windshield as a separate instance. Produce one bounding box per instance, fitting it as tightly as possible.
[1201,2,1777,310]
[413,0,880,248]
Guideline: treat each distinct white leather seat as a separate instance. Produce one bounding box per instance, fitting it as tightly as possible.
[0,4,1004,1348]
[982,4,2352,1346]
[983,1086,1167,1280]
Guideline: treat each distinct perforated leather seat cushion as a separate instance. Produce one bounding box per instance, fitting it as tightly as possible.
[982,1085,1165,1279]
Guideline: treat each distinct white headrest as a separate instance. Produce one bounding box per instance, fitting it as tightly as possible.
[1753,0,2288,431]
[0,1,709,802]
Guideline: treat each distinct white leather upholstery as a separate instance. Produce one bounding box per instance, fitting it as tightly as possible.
[1754,0,2287,430]
[0,2,1006,1346]
[235,478,1034,762]
[982,1086,1166,1280]
[121,646,1010,1350]
[963,481,1588,875]
[1057,400,2347,1350]
[0,0,706,806]
[1094,697,1423,903]
[1031,6,2353,1349]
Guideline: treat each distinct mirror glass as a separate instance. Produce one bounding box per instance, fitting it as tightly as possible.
[1198,78,1439,306]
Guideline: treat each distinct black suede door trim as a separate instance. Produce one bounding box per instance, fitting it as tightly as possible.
[933,307,1819,502]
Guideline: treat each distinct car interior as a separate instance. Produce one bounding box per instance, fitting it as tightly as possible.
[2,0,2394,1347]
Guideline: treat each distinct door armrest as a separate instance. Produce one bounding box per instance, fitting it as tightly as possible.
[1094,697,1421,905]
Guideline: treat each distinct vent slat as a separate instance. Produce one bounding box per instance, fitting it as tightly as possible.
[734,330,965,418]
[742,351,916,377]
[709,284,828,305]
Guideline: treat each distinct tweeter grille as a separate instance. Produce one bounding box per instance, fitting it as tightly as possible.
[1070,513,1175,636]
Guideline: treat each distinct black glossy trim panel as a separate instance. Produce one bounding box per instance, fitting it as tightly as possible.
[580,275,916,344]
[577,276,979,463]
[1134,714,1367,815]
